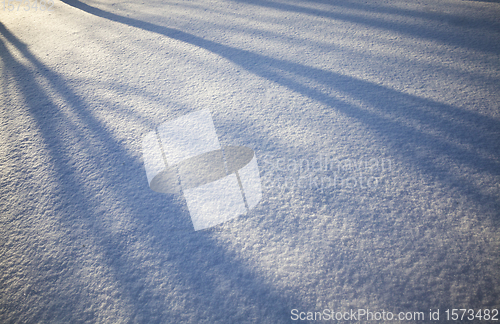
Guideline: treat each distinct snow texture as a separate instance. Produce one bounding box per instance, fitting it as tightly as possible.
[1,0,500,322]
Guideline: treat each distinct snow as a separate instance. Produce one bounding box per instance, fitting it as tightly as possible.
[1,0,499,322]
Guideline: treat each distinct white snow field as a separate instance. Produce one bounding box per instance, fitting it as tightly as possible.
[1,0,500,322]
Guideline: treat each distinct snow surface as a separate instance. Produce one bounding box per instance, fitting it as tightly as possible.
[1,0,500,322]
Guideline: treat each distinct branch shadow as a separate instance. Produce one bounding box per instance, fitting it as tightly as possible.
[54,0,500,314]
[0,22,302,323]
[60,0,500,220]
[303,0,500,30]
[2,0,499,320]
[233,0,500,53]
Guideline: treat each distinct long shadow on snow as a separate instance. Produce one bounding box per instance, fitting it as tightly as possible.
[0,22,301,323]
[61,0,500,220]
[279,0,500,32]
[233,0,500,54]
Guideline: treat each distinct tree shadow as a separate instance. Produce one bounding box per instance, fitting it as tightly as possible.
[302,0,500,29]
[2,0,499,320]
[233,0,500,53]
[0,22,302,323]
[54,0,500,315]
[60,0,500,220]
